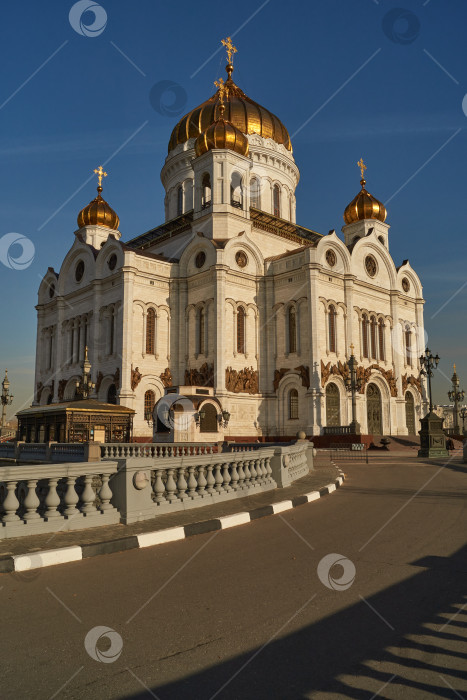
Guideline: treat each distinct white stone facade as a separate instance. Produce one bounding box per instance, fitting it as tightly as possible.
[34,133,427,441]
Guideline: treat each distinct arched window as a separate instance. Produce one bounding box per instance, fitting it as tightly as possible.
[198,307,205,355]
[289,389,299,419]
[273,184,281,218]
[370,316,377,359]
[378,319,385,361]
[230,172,243,208]
[146,308,155,355]
[250,177,260,209]
[328,305,337,353]
[237,307,245,354]
[362,314,369,358]
[405,327,412,366]
[288,306,297,353]
[202,173,211,209]
[144,390,155,421]
[200,403,218,433]
[109,307,115,356]
[107,384,117,405]
[326,383,340,426]
[177,186,183,216]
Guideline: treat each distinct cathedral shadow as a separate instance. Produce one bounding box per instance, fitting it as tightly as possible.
[121,545,467,699]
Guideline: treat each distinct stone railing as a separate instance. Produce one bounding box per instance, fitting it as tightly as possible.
[0,442,101,463]
[0,461,119,539]
[101,442,217,459]
[111,448,277,523]
[322,426,352,436]
[226,440,313,487]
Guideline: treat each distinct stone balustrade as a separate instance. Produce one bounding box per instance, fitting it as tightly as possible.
[0,461,119,539]
[101,442,217,459]
[0,442,101,463]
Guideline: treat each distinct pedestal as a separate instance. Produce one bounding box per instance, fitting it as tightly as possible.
[418,411,449,458]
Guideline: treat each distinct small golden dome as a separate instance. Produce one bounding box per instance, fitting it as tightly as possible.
[195,104,249,157]
[77,186,120,230]
[343,177,387,224]
[169,62,292,154]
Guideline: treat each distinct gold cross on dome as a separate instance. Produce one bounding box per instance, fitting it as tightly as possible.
[357,158,367,180]
[221,36,237,64]
[214,78,227,105]
[94,165,107,188]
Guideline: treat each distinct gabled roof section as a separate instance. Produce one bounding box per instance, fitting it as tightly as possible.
[250,208,322,247]
[125,210,194,251]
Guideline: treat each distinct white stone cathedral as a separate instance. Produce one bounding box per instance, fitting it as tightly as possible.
[34,40,427,442]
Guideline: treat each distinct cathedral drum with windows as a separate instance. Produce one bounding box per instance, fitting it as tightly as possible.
[33,39,426,441]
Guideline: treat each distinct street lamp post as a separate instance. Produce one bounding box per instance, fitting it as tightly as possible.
[418,347,448,458]
[460,407,467,436]
[448,364,465,436]
[75,347,95,400]
[344,344,361,435]
[419,347,439,412]
[1,369,14,432]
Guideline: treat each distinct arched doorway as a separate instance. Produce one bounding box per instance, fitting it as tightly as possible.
[107,384,117,405]
[200,403,218,433]
[405,391,416,434]
[326,383,340,426]
[367,383,382,434]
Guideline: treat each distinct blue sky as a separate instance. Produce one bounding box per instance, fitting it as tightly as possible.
[0,0,466,417]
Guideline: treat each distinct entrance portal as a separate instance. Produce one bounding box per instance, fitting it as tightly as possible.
[405,391,416,434]
[367,383,383,434]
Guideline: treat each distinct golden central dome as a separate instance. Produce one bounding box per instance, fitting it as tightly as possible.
[343,177,387,224]
[169,64,292,154]
[77,186,120,231]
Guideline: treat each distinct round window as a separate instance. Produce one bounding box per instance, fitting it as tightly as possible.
[195,251,206,269]
[75,260,85,282]
[48,283,55,298]
[402,277,410,292]
[235,251,248,268]
[325,249,336,267]
[365,255,377,278]
[108,254,117,271]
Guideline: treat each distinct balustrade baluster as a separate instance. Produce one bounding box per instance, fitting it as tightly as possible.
[265,457,273,481]
[197,466,207,496]
[176,468,188,500]
[237,460,245,489]
[63,476,80,517]
[187,467,198,498]
[205,465,215,494]
[153,468,166,504]
[80,475,98,514]
[2,480,20,522]
[249,459,258,485]
[259,457,267,483]
[230,462,239,490]
[23,479,41,521]
[45,478,61,519]
[214,464,223,494]
[165,469,177,502]
[99,474,114,511]
[222,463,232,492]
[243,460,251,488]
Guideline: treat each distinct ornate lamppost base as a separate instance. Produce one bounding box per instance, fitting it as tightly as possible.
[349,421,361,435]
[418,411,449,458]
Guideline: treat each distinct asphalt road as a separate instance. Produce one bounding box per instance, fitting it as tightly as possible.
[2,457,467,700]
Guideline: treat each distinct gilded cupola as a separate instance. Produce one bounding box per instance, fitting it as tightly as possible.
[343,158,387,224]
[169,37,292,154]
[77,166,120,231]
[195,78,249,157]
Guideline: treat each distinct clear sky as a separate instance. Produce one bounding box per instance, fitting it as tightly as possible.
[0,0,466,419]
